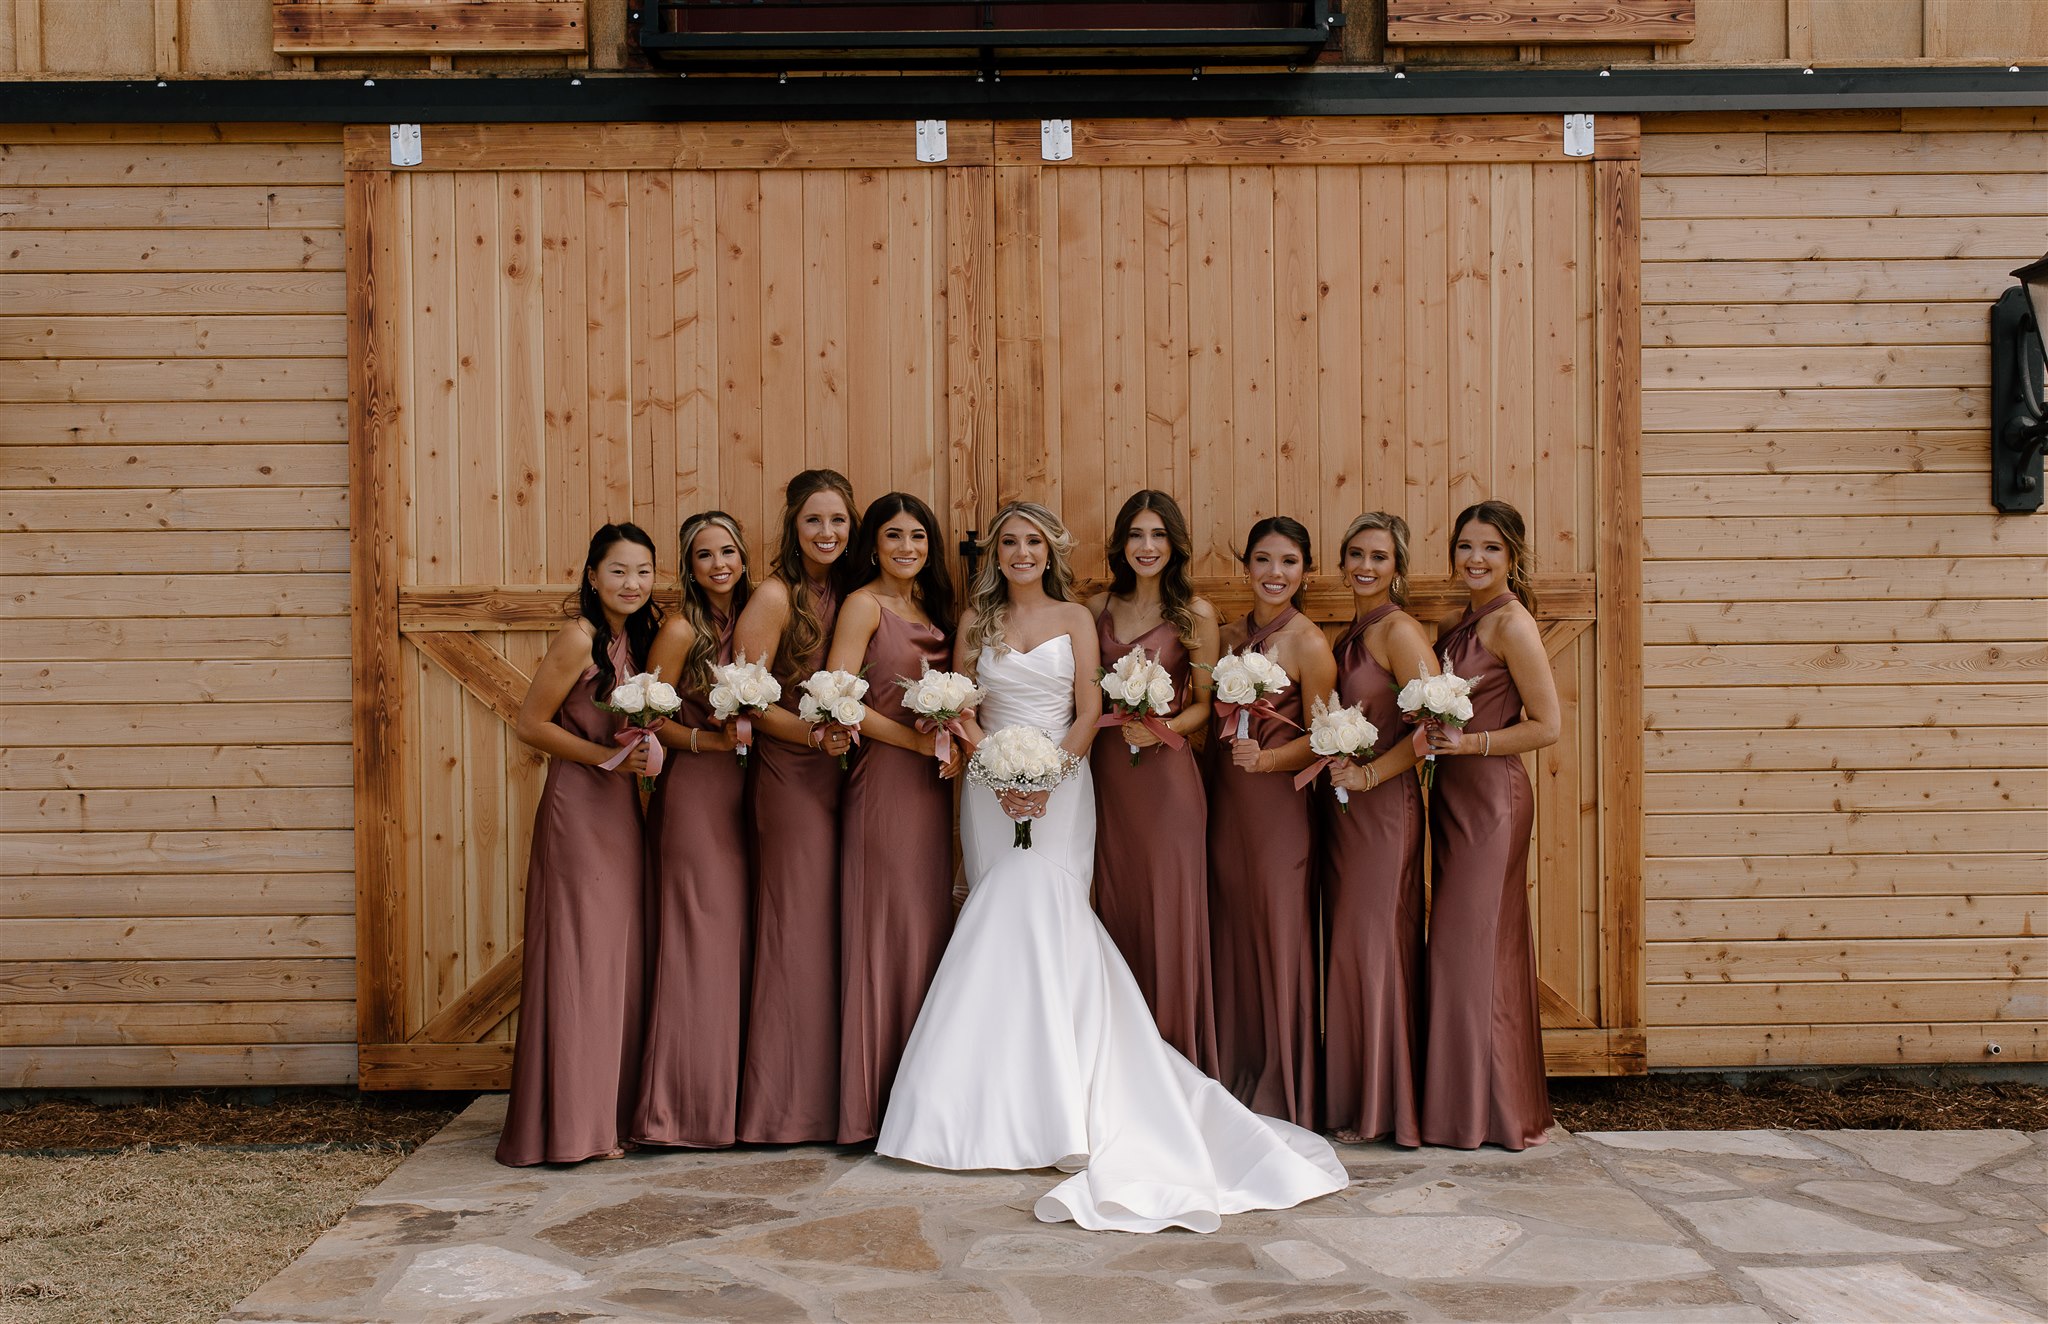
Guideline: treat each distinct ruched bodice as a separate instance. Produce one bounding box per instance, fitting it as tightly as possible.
[975,637,1077,738]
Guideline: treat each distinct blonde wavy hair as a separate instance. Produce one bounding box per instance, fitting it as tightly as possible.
[963,501,1077,657]
[674,509,750,696]
[1339,510,1411,607]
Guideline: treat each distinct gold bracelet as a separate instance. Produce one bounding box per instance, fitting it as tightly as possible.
[689,727,699,754]
[1365,765,1378,791]
[1483,730,1492,756]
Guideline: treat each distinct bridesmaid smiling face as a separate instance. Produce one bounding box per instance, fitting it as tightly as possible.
[794,490,853,580]
[686,520,746,612]
[1343,528,1400,610]
[875,509,930,584]
[588,537,656,629]
[1245,531,1307,614]
[1453,519,1513,604]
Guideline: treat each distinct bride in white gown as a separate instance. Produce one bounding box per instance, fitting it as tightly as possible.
[877,502,1348,1234]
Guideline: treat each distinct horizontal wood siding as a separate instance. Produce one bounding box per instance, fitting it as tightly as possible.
[1639,109,2048,1069]
[0,125,354,1087]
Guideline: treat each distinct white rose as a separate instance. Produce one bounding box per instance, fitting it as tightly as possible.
[1449,695,1475,724]
[733,674,770,708]
[831,696,866,727]
[1146,676,1175,711]
[644,681,681,714]
[708,683,738,718]
[1101,673,1127,704]
[798,695,824,723]
[609,681,646,713]
[1216,670,1257,706]
[1396,677,1428,714]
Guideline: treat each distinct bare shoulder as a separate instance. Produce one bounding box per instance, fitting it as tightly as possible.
[1083,589,1109,616]
[740,576,792,623]
[654,612,697,648]
[1284,610,1333,653]
[1057,600,1097,635]
[544,617,597,667]
[1189,595,1220,624]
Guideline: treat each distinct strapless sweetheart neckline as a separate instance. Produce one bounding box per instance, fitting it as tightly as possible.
[993,634,1072,658]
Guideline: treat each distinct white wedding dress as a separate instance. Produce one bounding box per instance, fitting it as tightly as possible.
[875,635,1348,1233]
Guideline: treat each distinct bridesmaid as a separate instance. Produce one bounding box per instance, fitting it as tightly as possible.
[1420,499,1561,1151]
[1206,516,1336,1128]
[497,523,660,1166]
[633,511,752,1149]
[1320,512,1434,1147]
[1086,490,1221,1076]
[735,469,861,1145]
[830,492,961,1143]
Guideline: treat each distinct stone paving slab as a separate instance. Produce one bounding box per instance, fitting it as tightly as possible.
[227,1097,2048,1323]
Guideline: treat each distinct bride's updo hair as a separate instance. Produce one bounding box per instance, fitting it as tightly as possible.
[964,500,1076,657]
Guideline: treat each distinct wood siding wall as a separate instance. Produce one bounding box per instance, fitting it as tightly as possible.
[1638,108,2048,1068]
[0,124,355,1087]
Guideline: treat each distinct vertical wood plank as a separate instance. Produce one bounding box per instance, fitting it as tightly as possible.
[1491,164,1537,523]
[1101,167,1146,548]
[803,169,850,482]
[1055,168,1103,571]
[1141,167,1189,511]
[1315,166,1365,554]
[1273,165,1322,546]
[1533,164,1582,585]
[1186,166,1234,577]
[944,163,994,582]
[888,169,936,508]
[1360,166,1407,523]
[347,168,402,1048]
[715,171,765,548]
[844,165,891,504]
[758,169,807,495]
[1229,167,1277,543]
[1403,166,1451,569]
[13,0,43,73]
[584,171,631,526]
[672,171,716,526]
[1596,154,1645,1038]
[1446,163,1490,515]
[630,170,678,542]
[994,164,1044,506]
[152,0,180,72]
[540,173,589,576]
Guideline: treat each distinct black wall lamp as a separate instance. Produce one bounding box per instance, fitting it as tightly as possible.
[1990,253,2048,513]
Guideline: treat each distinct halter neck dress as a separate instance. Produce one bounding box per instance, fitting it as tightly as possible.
[1090,607,1220,1078]
[633,611,749,1148]
[1205,606,1316,1128]
[497,633,647,1166]
[1421,593,1554,1150]
[1320,603,1425,1146]
[837,603,955,1143]
[738,581,847,1144]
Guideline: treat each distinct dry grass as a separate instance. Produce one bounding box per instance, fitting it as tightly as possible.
[1552,1073,2048,1133]
[0,1089,460,1153]
[0,1147,408,1324]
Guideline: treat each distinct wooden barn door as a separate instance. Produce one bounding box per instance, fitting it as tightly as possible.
[348,125,993,1087]
[985,117,1646,1074]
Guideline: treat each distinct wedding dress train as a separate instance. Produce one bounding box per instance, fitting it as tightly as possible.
[876,635,1348,1233]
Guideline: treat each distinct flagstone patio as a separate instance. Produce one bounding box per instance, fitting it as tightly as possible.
[226,1096,2048,1323]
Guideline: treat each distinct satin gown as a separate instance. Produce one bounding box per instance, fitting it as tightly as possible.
[1206,607,1317,1128]
[877,635,1347,1233]
[837,606,955,1143]
[1089,611,1220,1077]
[738,585,845,1144]
[1320,604,1425,1146]
[632,616,750,1148]
[1420,593,1555,1150]
[497,637,646,1166]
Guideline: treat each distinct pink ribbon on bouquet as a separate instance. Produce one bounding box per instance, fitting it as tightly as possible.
[732,713,752,755]
[1215,697,1302,741]
[599,717,666,777]
[1094,710,1187,751]
[1293,755,1338,792]
[916,715,976,764]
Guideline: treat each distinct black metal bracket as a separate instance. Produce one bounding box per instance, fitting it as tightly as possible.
[958,529,984,584]
[1990,285,2047,514]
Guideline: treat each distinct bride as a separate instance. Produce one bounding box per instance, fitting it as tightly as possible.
[877,501,1348,1234]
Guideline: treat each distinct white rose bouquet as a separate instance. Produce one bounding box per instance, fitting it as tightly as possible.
[596,668,682,792]
[967,725,1083,850]
[707,651,781,767]
[1206,648,1297,742]
[1095,647,1187,765]
[797,668,869,768]
[898,663,983,765]
[1395,664,1477,790]
[1298,697,1380,811]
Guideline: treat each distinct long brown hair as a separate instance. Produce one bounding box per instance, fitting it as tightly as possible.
[964,501,1077,657]
[675,509,751,695]
[1106,489,1198,646]
[850,491,957,636]
[1339,511,1410,607]
[1240,515,1314,612]
[769,468,858,684]
[574,522,663,696]
[1451,498,1538,615]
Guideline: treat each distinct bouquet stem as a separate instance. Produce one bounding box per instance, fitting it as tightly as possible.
[1013,819,1033,850]
[1334,785,1351,812]
[1127,742,1141,766]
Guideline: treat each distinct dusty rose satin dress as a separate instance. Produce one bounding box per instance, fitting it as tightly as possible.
[1205,607,1316,1128]
[632,615,749,1148]
[738,585,845,1144]
[497,637,647,1166]
[1421,593,1554,1150]
[1320,604,1425,1146]
[837,606,955,1143]
[1090,610,1220,1078]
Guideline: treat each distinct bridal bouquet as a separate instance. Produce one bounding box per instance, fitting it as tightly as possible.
[899,663,982,765]
[1396,665,1476,790]
[707,652,780,767]
[967,725,1082,850]
[797,668,868,768]
[1096,647,1186,765]
[1298,697,1379,811]
[597,669,682,792]
[1208,648,1296,741]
